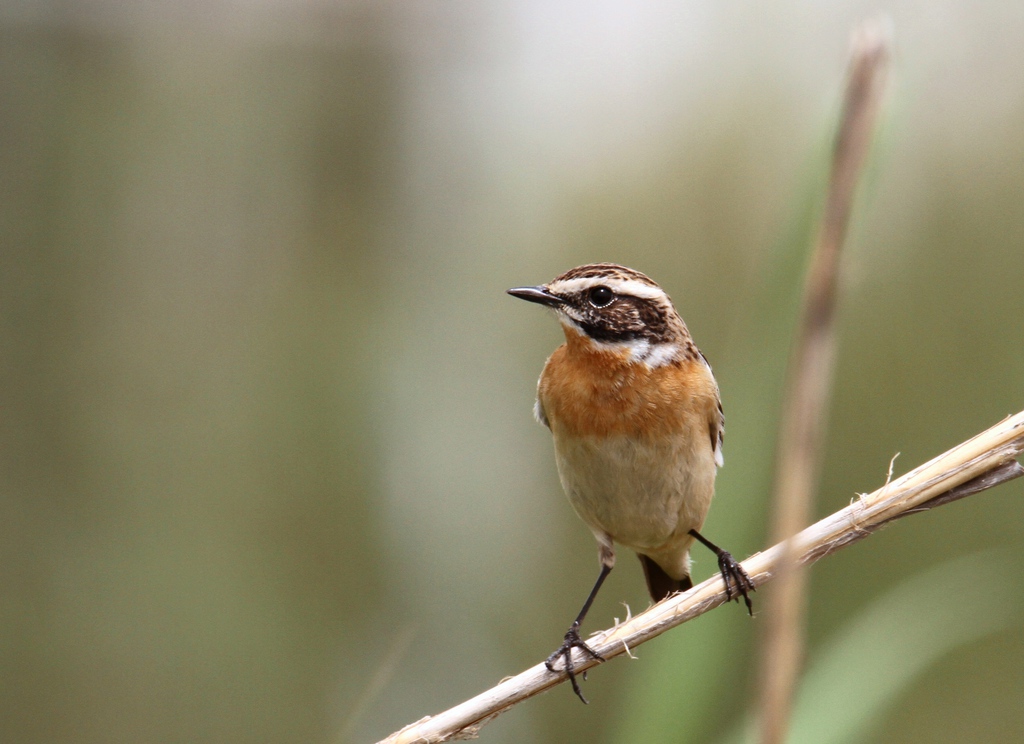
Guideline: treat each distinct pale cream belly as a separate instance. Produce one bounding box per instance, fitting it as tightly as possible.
[552,431,716,555]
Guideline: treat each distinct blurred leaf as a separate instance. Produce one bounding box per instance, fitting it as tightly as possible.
[718,550,1019,744]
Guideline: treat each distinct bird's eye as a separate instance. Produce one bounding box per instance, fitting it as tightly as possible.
[588,286,614,307]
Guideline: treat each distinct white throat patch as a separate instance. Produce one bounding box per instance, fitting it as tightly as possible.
[560,318,680,368]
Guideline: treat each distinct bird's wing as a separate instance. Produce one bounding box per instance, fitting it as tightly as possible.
[698,350,724,467]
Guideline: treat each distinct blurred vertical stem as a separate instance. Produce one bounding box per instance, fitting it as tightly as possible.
[758,20,890,744]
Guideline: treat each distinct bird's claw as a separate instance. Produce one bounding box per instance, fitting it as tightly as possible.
[544,622,605,703]
[717,550,755,616]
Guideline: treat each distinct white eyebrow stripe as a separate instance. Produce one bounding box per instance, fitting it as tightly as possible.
[547,277,667,301]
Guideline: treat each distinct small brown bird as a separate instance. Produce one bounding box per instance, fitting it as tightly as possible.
[508,263,753,702]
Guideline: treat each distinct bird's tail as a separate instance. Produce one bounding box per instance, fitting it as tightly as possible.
[638,554,692,602]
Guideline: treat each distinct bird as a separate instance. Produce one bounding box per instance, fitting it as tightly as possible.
[507,263,753,703]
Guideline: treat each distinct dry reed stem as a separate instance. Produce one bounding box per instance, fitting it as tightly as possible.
[759,19,891,744]
[376,411,1024,744]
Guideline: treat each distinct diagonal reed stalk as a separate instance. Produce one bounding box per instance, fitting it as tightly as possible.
[377,411,1024,744]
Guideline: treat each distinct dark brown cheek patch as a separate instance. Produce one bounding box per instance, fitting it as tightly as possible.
[633,298,670,340]
[579,296,673,344]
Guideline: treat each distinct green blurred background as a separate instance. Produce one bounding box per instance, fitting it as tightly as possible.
[2,2,1023,743]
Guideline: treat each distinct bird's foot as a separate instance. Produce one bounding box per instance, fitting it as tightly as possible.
[716,550,755,616]
[544,621,605,704]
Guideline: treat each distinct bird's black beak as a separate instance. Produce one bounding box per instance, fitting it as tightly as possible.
[507,286,565,308]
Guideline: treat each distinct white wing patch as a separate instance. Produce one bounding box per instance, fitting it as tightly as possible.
[534,398,550,428]
[699,350,725,468]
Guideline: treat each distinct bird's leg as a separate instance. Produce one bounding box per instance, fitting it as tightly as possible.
[545,563,611,703]
[688,529,755,615]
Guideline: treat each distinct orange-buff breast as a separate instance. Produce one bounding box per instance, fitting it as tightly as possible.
[538,332,719,441]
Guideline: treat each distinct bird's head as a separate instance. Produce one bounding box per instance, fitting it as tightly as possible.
[508,263,692,365]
